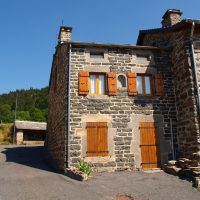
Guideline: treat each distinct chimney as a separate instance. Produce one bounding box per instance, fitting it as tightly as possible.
[58,26,72,43]
[161,9,182,28]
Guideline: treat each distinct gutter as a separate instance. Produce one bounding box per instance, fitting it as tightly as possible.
[190,22,200,120]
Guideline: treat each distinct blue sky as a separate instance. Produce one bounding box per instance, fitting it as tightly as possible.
[0,0,200,94]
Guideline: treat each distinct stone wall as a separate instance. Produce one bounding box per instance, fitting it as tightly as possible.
[140,27,200,158]
[68,45,177,171]
[46,44,69,171]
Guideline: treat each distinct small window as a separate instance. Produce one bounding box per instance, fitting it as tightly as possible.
[90,52,104,59]
[137,74,152,96]
[136,55,151,62]
[86,122,108,157]
[117,75,126,88]
[89,73,106,95]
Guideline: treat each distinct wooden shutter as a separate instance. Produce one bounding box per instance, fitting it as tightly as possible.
[86,122,108,157]
[155,73,164,96]
[107,72,117,95]
[79,71,89,95]
[140,122,160,169]
[127,72,137,96]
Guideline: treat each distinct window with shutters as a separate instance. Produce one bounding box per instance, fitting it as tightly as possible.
[89,73,106,95]
[137,74,152,96]
[86,122,108,157]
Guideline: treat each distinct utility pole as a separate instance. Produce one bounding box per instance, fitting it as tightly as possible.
[13,93,18,144]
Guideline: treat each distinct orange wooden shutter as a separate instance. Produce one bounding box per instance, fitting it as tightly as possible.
[86,122,108,157]
[107,72,117,96]
[79,71,89,95]
[140,122,160,169]
[155,73,164,96]
[127,72,137,96]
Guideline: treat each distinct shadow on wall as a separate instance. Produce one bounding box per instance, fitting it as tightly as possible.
[1,145,57,173]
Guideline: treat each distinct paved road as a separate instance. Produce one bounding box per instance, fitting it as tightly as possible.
[0,145,199,200]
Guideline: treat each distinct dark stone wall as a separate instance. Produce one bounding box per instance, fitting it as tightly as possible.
[46,44,69,171]
[141,28,200,158]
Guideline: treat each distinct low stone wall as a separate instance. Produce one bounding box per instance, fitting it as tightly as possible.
[164,158,200,189]
[64,168,88,181]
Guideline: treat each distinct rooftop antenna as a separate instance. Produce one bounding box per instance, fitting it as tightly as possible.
[62,19,64,26]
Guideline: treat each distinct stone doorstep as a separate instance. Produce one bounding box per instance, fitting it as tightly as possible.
[142,168,162,173]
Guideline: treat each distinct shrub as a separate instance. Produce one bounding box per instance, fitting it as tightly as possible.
[0,123,13,144]
[77,160,92,176]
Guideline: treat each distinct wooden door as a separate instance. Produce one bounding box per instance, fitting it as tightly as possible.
[140,122,160,168]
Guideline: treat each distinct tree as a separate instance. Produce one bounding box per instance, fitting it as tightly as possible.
[0,104,13,123]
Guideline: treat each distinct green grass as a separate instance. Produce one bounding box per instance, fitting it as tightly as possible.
[0,123,13,144]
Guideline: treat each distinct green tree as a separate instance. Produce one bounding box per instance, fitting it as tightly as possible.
[0,87,48,122]
[0,104,13,123]
[30,108,45,122]
[16,111,31,121]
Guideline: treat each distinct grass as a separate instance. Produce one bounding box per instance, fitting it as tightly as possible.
[0,123,13,144]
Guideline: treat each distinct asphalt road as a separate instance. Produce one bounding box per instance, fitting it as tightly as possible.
[0,145,199,200]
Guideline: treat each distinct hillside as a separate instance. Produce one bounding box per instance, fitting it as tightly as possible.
[0,87,48,123]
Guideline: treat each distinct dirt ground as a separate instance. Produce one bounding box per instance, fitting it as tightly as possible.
[0,145,199,200]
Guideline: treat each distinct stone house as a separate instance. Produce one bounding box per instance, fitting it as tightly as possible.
[46,9,200,172]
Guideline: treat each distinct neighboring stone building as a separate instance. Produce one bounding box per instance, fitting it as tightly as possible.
[46,9,200,172]
[15,120,47,144]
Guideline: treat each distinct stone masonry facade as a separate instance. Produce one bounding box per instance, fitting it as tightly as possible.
[67,45,177,171]
[137,10,200,159]
[46,9,200,172]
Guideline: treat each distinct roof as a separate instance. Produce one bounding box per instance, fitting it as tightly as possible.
[15,120,47,131]
[137,19,200,45]
[59,41,169,51]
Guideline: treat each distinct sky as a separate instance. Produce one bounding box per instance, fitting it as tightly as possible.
[0,0,200,94]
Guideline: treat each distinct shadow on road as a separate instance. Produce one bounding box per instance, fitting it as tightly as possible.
[1,145,57,173]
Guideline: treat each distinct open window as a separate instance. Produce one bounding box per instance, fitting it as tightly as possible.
[127,72,164,96]
[89,73,106,95]
[137,74,152,96]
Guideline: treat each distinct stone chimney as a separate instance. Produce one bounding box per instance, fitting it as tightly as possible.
[58,26,72,43]
[161,9,182,28]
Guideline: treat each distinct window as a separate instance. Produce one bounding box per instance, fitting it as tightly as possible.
[90,52,104,59]
[86,122,108,157]
[136,55,151,62]
[117,75,126,88]
[137,75,152,96]
[89,73,106,95]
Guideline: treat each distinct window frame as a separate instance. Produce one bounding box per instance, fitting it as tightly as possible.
[136,54,151,62]
[89,72,106,95]
[90,52,104,59]
[137,74,153,96]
